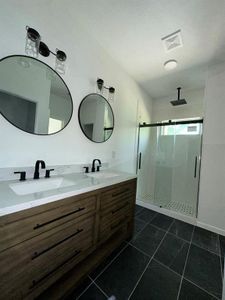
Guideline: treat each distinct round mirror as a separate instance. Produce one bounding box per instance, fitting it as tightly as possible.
[0,55,73,135]
[78,93,114,143]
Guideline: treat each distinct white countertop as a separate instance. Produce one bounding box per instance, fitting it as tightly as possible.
[0,171,136,217]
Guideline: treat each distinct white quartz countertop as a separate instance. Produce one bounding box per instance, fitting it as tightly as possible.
[0,171,137,217]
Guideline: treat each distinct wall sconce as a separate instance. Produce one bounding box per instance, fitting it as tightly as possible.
[96,78,115,101]
[25,26,67,75]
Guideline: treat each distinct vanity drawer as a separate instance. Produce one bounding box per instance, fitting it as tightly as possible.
[100,201,133,229]
[0,193,97,252]
[100,213,132,241]
[100,180,136,211]
[0,215,95,299]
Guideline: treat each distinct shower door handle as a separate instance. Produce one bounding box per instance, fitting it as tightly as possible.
[194,156,198,178]
[139,153,142,170]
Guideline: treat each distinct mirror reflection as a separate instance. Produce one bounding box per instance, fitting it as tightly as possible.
[0,55,73,135]
[78,93,114,143]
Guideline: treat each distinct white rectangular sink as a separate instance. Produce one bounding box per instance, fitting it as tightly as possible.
[87,172,120,179]
[9,177,76,195]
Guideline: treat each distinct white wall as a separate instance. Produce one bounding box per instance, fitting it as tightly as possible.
[151,88,205,122]
[197,63,225,235]
[0,1,152,173]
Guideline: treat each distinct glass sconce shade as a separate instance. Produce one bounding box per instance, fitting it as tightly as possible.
[55,49,67,75]
[25,27,40,58]
[96,78,104,94]
[108,87,115,101]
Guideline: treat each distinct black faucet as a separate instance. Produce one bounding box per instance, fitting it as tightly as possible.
[34,160,46,179]
[91,159,101,172]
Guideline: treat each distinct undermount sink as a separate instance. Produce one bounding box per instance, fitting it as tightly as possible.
[9,177,76,195]
[87,172,120,179]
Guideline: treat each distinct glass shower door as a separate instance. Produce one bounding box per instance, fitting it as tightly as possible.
[137,121,202,217]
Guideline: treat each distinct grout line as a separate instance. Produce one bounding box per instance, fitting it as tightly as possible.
[132,212,159,240]
[127,242,151,258]
[153,257,220,299]
[135,210,158,225]
[89,243,128,281]
[176,226,195,300]
[191,240,221,257]
[132,220,149,240]
[127,219,175,299]
[92,281,109,298]
[153,258,182,277]
[76,280,93,300]
[183,277,220,300]
[218,235,224,281]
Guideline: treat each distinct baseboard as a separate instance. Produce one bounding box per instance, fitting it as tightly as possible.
[136,199,225,237]
[196,221,225,236]
[136,199,196,226]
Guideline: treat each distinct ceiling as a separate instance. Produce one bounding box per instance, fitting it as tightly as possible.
[68,0,225,99]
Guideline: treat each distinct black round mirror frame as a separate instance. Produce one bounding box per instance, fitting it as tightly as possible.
[0,55,73,136]
[78,93,115,143]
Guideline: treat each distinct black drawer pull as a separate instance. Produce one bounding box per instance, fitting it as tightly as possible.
[30,249,81,289]
[33,207,85,230]
[111,216,128,230]
[112,188,130,198]
[111,202,129,214]
[31,228,83,260]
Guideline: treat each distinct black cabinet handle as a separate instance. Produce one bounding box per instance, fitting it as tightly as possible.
[111,202,129,214]
[30,249,81,289]
[31,228,83,260]
[14,171,26,181]
[33,207,85,230]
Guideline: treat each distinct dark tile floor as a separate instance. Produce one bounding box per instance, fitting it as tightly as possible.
[67,205,224,300]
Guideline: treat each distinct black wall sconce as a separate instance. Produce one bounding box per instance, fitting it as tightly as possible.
[96,78,115,101]
[25,26,67,75]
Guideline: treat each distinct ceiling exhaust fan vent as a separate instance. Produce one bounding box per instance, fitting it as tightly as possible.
[161,30,183,52]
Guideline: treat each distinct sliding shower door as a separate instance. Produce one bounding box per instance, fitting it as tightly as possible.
[137,120,202,217]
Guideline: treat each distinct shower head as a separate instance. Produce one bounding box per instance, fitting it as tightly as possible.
[170,87,187,106]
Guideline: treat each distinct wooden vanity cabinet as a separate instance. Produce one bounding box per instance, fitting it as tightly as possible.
[0,178,136,300]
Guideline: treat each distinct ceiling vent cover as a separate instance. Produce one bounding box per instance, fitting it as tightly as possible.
[161,30,183,52]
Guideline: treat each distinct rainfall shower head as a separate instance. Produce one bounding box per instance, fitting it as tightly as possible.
[170,87,187,106]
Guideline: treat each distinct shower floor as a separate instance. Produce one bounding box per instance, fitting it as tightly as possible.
[140,195,196,217]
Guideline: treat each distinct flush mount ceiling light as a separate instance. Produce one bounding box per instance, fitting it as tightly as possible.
[164,59,178,70]
[25,26,67,75]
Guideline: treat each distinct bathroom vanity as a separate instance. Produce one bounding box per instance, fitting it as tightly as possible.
[0,172,136,299]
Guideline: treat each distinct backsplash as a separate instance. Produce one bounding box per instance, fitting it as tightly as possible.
[0,162,109,182]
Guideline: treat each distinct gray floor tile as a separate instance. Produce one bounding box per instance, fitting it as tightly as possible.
[135,208,157,223]
[131,224,166,256]
[135,204,144,216]
[130,259,181,300]
[192,227,220,254]
[78,283,107,300]
[169,220,194,242]
[133,217,147,237]
[154,232,189,275]
[150,213,174,230]
[184,244,222,298]
[179,279,217,300]
[96,245,150,300]
[89,242,127,280]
